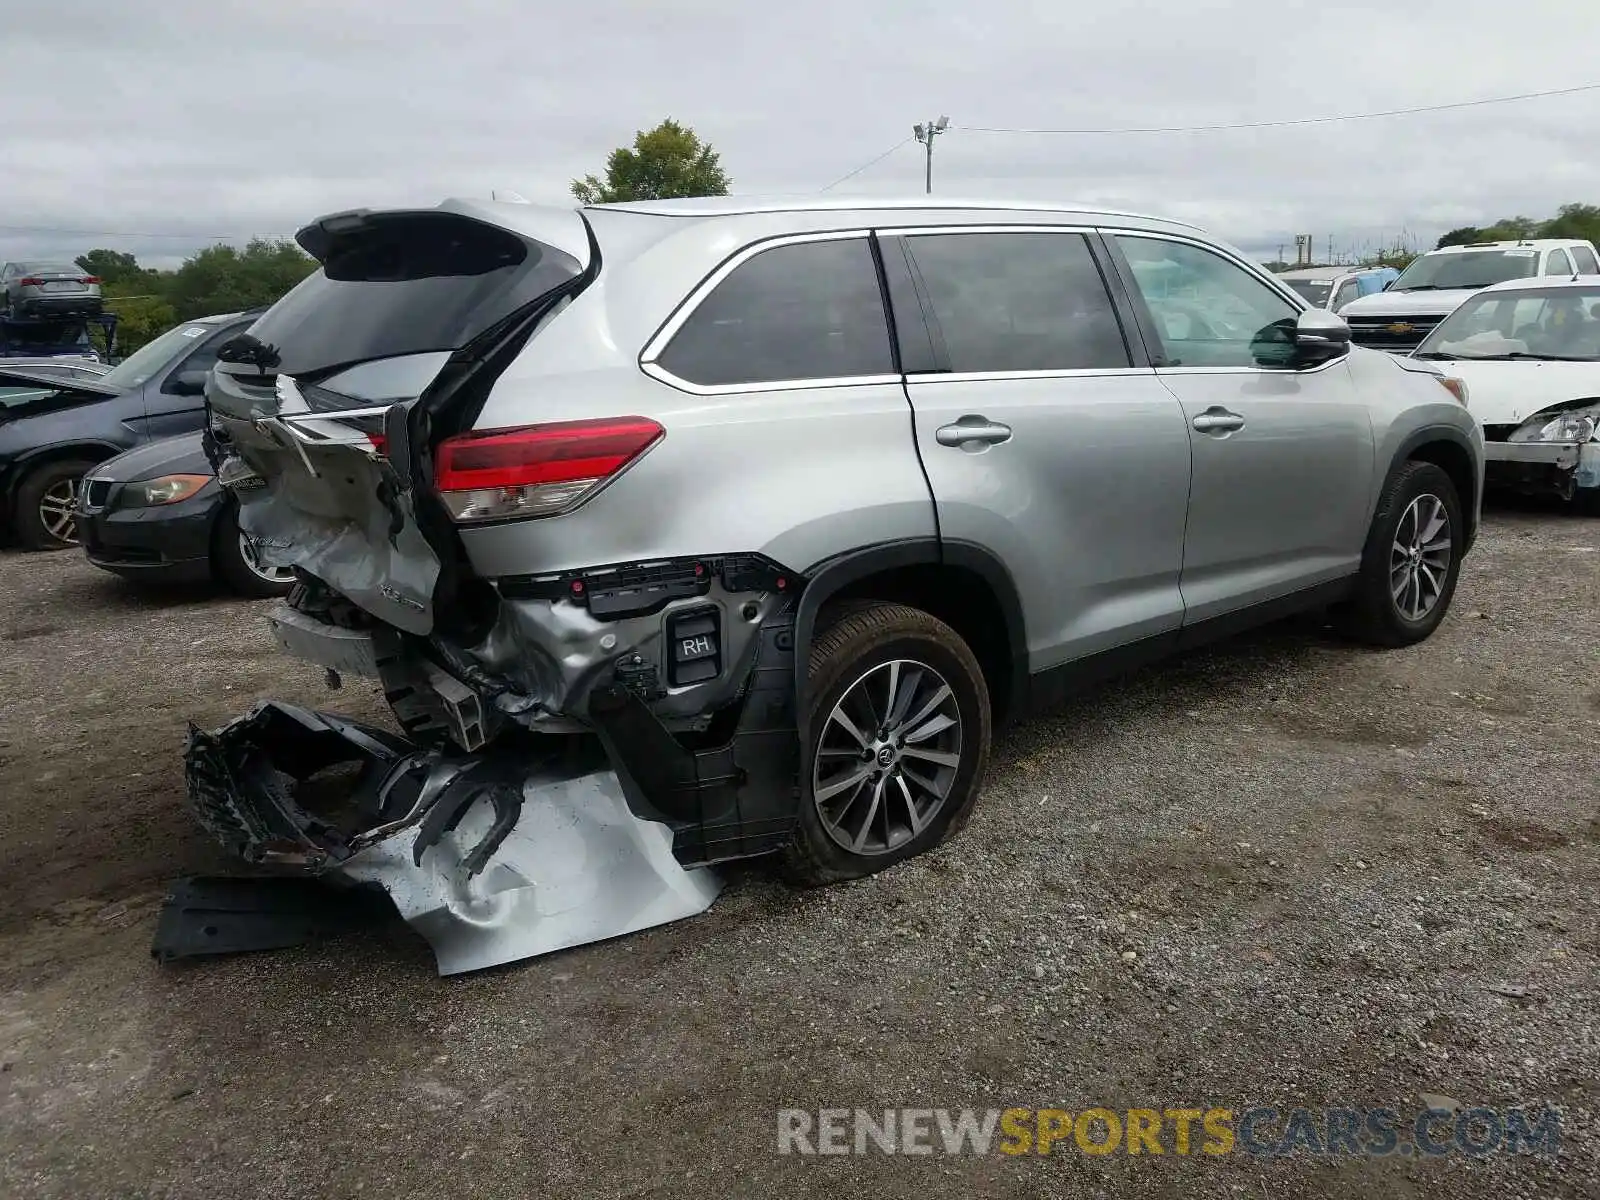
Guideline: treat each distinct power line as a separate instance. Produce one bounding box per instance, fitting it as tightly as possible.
[958,81,1600,135]
[820,137,915,192]
[0,223,282,241]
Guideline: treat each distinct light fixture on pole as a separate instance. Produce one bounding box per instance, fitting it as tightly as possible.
[912,115,949,195]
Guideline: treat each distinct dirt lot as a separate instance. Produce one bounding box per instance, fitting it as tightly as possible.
[2,504,1597,1199]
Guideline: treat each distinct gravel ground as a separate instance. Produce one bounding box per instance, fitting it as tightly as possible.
[1,503,1597,1200]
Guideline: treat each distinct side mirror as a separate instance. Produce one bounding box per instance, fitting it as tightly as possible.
[167,369,209,396]
[1292,308,1351,366]
[1251,310,1350,369]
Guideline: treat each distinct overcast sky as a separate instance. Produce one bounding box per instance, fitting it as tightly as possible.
[6,0,1599,269]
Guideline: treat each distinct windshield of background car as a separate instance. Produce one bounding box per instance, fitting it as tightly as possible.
[1416,286,1600,360]
[1285,280,1333,306]
[99,322,219,389]
[1393,249,1541,291]
[249,212,585,378]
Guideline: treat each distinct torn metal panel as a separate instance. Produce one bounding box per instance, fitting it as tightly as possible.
[338,770,722,975]
[182,701,722,974]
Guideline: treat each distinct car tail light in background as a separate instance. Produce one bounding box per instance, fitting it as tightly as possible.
[18,277,42,286]
[433,417,663,523]
[80,277,102,285]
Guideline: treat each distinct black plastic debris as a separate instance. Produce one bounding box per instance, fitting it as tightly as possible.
[150,875,393,964]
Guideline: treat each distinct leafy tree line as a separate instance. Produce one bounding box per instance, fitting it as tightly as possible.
[69,119,728,356]
[75,240,317,354]
[1435,203,1600,250]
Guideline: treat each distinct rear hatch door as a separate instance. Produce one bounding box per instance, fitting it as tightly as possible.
[206,200,593,634]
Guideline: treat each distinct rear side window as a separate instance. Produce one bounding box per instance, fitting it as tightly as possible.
[248,212,585,377]
[901,232,1129,372]
[655,237,893,387]
[1573,245,1600,274]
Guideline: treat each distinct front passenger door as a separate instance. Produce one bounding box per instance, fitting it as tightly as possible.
[140,320,245,438]
[1109,234,1375,624]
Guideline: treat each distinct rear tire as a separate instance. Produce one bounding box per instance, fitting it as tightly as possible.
[1334,460,1463,647]
[212,504,295,598]
[782,603,991,886]
[13,458,98,550]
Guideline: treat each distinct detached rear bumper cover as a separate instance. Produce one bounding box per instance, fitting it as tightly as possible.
[184,702,721,974]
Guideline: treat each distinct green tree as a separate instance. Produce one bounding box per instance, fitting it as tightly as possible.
[1539,202,1600,243]
[571,119,730,204]
[164,238,317,321]
[103,294,177,353]
[74,249,148,287]
[1435,226,1482,249]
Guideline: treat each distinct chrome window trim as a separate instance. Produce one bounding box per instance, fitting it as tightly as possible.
[878,223,1098,237]
[905,367,1154,384]
[638,363,903,397]
[1154,356,1348,377]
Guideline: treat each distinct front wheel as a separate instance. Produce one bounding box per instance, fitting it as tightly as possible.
[1334,460,1463,647]
[13,458,98,549]
[783,603,991,886]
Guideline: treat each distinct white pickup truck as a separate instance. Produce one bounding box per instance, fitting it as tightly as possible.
[1340,238,1600,353]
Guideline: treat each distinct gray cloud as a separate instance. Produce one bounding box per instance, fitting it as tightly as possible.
[3,0,1598,268]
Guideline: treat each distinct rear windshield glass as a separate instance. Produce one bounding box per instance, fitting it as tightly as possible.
[248,213,585,377]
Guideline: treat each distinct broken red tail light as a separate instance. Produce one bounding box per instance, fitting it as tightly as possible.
[433,417,663,523]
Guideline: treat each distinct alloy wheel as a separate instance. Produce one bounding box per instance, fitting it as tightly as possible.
[39,478,81,546]
[813,658,963,856]
[1390,492,1452,621]
[238,533,295,585]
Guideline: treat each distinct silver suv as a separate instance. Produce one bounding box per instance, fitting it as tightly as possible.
[198,196,1484,890]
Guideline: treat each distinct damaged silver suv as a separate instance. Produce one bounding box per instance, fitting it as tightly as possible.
[191,196,1483,970]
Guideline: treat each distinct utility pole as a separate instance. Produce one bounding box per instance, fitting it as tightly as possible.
[912,116,949,194]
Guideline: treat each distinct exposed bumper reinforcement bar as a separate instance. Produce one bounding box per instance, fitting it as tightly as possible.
[180,701,722,974]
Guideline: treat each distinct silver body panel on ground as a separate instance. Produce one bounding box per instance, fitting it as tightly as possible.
[336,766,722,976]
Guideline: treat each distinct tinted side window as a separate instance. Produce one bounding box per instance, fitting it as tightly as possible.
[1546,249,1573,276]
[1333,280,1361,310]
[1573,245,1600,274]
[164,324,243,393]
[656,237,893,387]
[900,232,1128,371]
[1115,235,1299,368]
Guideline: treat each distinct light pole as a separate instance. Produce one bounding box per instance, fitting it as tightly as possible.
[912,116,949,194]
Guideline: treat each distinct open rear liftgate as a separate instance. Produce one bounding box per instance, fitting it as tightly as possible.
[167,603,801,975]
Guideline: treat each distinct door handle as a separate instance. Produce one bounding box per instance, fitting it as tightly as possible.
[936,418,1012,447]
[1191,408,1245,434]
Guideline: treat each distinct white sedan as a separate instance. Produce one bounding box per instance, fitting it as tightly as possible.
[1411,275,1600,509]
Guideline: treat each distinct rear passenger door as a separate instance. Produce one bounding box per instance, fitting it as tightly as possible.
[881,226,1192,671]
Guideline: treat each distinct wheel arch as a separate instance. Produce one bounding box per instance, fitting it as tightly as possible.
[1391,425,1479,551]
[3,440,122,505]
[794,538,1028,744]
